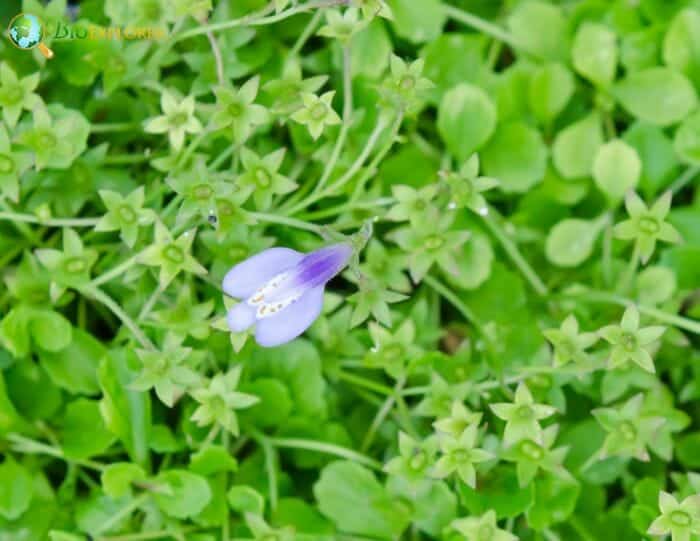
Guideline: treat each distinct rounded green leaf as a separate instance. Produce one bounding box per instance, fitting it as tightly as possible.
[545,218,602,267]
[528,63,575,123]
[29,309,72,352]
[636,266,676,305]
[614,67,697,126]
[0,458,33,520]
[507,1,567,60]
[445,230,493,290]
[437,83,496,162]
[239,378,292,428]
[674,110,700,164]
[387,0,445,43]
[663,8,700,88]
[592,139,642,201]
[552,113,604,179]
[154,470,212,519]
[228,485,264,515]
[351,20,392,79]
[62,398,116,460]
[481,122,548,192]
[572,22,618,87]
[623,122,680,196]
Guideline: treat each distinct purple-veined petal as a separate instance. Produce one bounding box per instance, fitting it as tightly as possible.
[227,303,256,333]
[222,247,303,299]
[254,286,325,347]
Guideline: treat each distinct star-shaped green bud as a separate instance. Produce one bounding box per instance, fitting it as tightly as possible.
[131,334,201,407]
[386,184,439,225]
[35,228,98,294]
[490,383,557,445]
[212,76,268,142]
[592,393,665,461]
[148,285,214,340]
[166,156,237,226]
[144,91,203,151]
[0,63,42,128]
[139,221,207,287]
[190,366,259,436]
[348,240,412,294]
[450,510,517,541]
[237,147,296,209]
[543,314,598,367]
[347,277,408,328]
[95,187,155,247]
[352,0,393,19]
[648,491,700,541]
[598,305,665,373]
[317,8,364,42]
[501,424,573,488]
[415,372,471,418]
[364,319,421,379]
[0,123,32,202]
[432,423,493,488]
[381,55,434,114]
[388,211,470,283]
[614,191,682,263]
[433,401,483,438]
[442,154,499,215]
[384,431,438,482]
[262,57,328,116]
[291,91,341,140]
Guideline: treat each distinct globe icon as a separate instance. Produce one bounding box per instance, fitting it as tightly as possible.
[8,13,43,50]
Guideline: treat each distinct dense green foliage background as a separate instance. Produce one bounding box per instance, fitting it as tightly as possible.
[1,0,700,540]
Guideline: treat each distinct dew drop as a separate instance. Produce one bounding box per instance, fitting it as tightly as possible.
[447,201,457,210]
[478,206,489,216]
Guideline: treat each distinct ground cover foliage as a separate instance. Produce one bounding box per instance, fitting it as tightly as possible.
[1,0,700,540]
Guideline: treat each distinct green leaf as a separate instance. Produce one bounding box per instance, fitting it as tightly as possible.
[239,378,293,428]
[458,467,535,519]
[623,122,680,196]
[507,1,567,60]
[61,398,116,460]
[101,463,146,499]
[386,0,445,43]
[614,67,697,126]
[545,218,603,268]
[0,458,33,520]
[154,470,212,519]
[190,445,238,476]
[528,63,575,123]
[272,498,335,534]
[227,485,264,515]
[98,349,151,467]
[572,22,618,87]
[526,475,580,530]
[663,8,700,89]
[481,122,548,192]
[351,20,392,79]
[314,461,411,539]
[553,113,604,179]
[673,110,700,164]
[592,139,642,201]
[39,328,105,394]
[437,83,496,162]
[29,309,72,352]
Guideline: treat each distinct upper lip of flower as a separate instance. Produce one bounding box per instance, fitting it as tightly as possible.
[222,243,352,347]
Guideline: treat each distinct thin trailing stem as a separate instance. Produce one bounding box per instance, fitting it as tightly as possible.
[267,437,383,470]
[0,211,100,227]
[90,254,140,287]
[670,165,700,194]
[247,211,325,235]
[315,43,354,194]
[443,4,520,50]
[423,274,483,333]
[481,207,549,296]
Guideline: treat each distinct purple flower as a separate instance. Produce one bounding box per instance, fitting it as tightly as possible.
[223,243,353,347]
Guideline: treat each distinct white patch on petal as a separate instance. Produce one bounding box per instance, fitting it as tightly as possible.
[246,271,302,319]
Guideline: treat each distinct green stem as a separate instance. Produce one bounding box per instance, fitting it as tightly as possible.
[332,369,394,396]
[443,4,520,50]
[97,530,196,541]
[285,115,390,215]
[247,211,325,235]
[90,254,140,287]
[349,111,404,203]
[617,242,639,295]
[481,207,549,296]
[563,289,700,335]
[137,283,165,322]
[91,122,140,133]
[103,153,157,165]
[670,165,700,194]
[315,43,353,194]
[361,377,404,453]
[7,433,106,471]
[291,9,323,55]
[0,211,99,227]
[175,0,343,41]
[250,430,279,511]
[267,437,383,470]
[299,197,394,221]
[95,493,150,535]
[208,143,238,170]
[423,274,483,332]
[80,285,156,350]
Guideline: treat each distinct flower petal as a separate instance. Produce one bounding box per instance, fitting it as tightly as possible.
[227,303,256,333]
[254,285,325,347]
[222,247,303,299]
